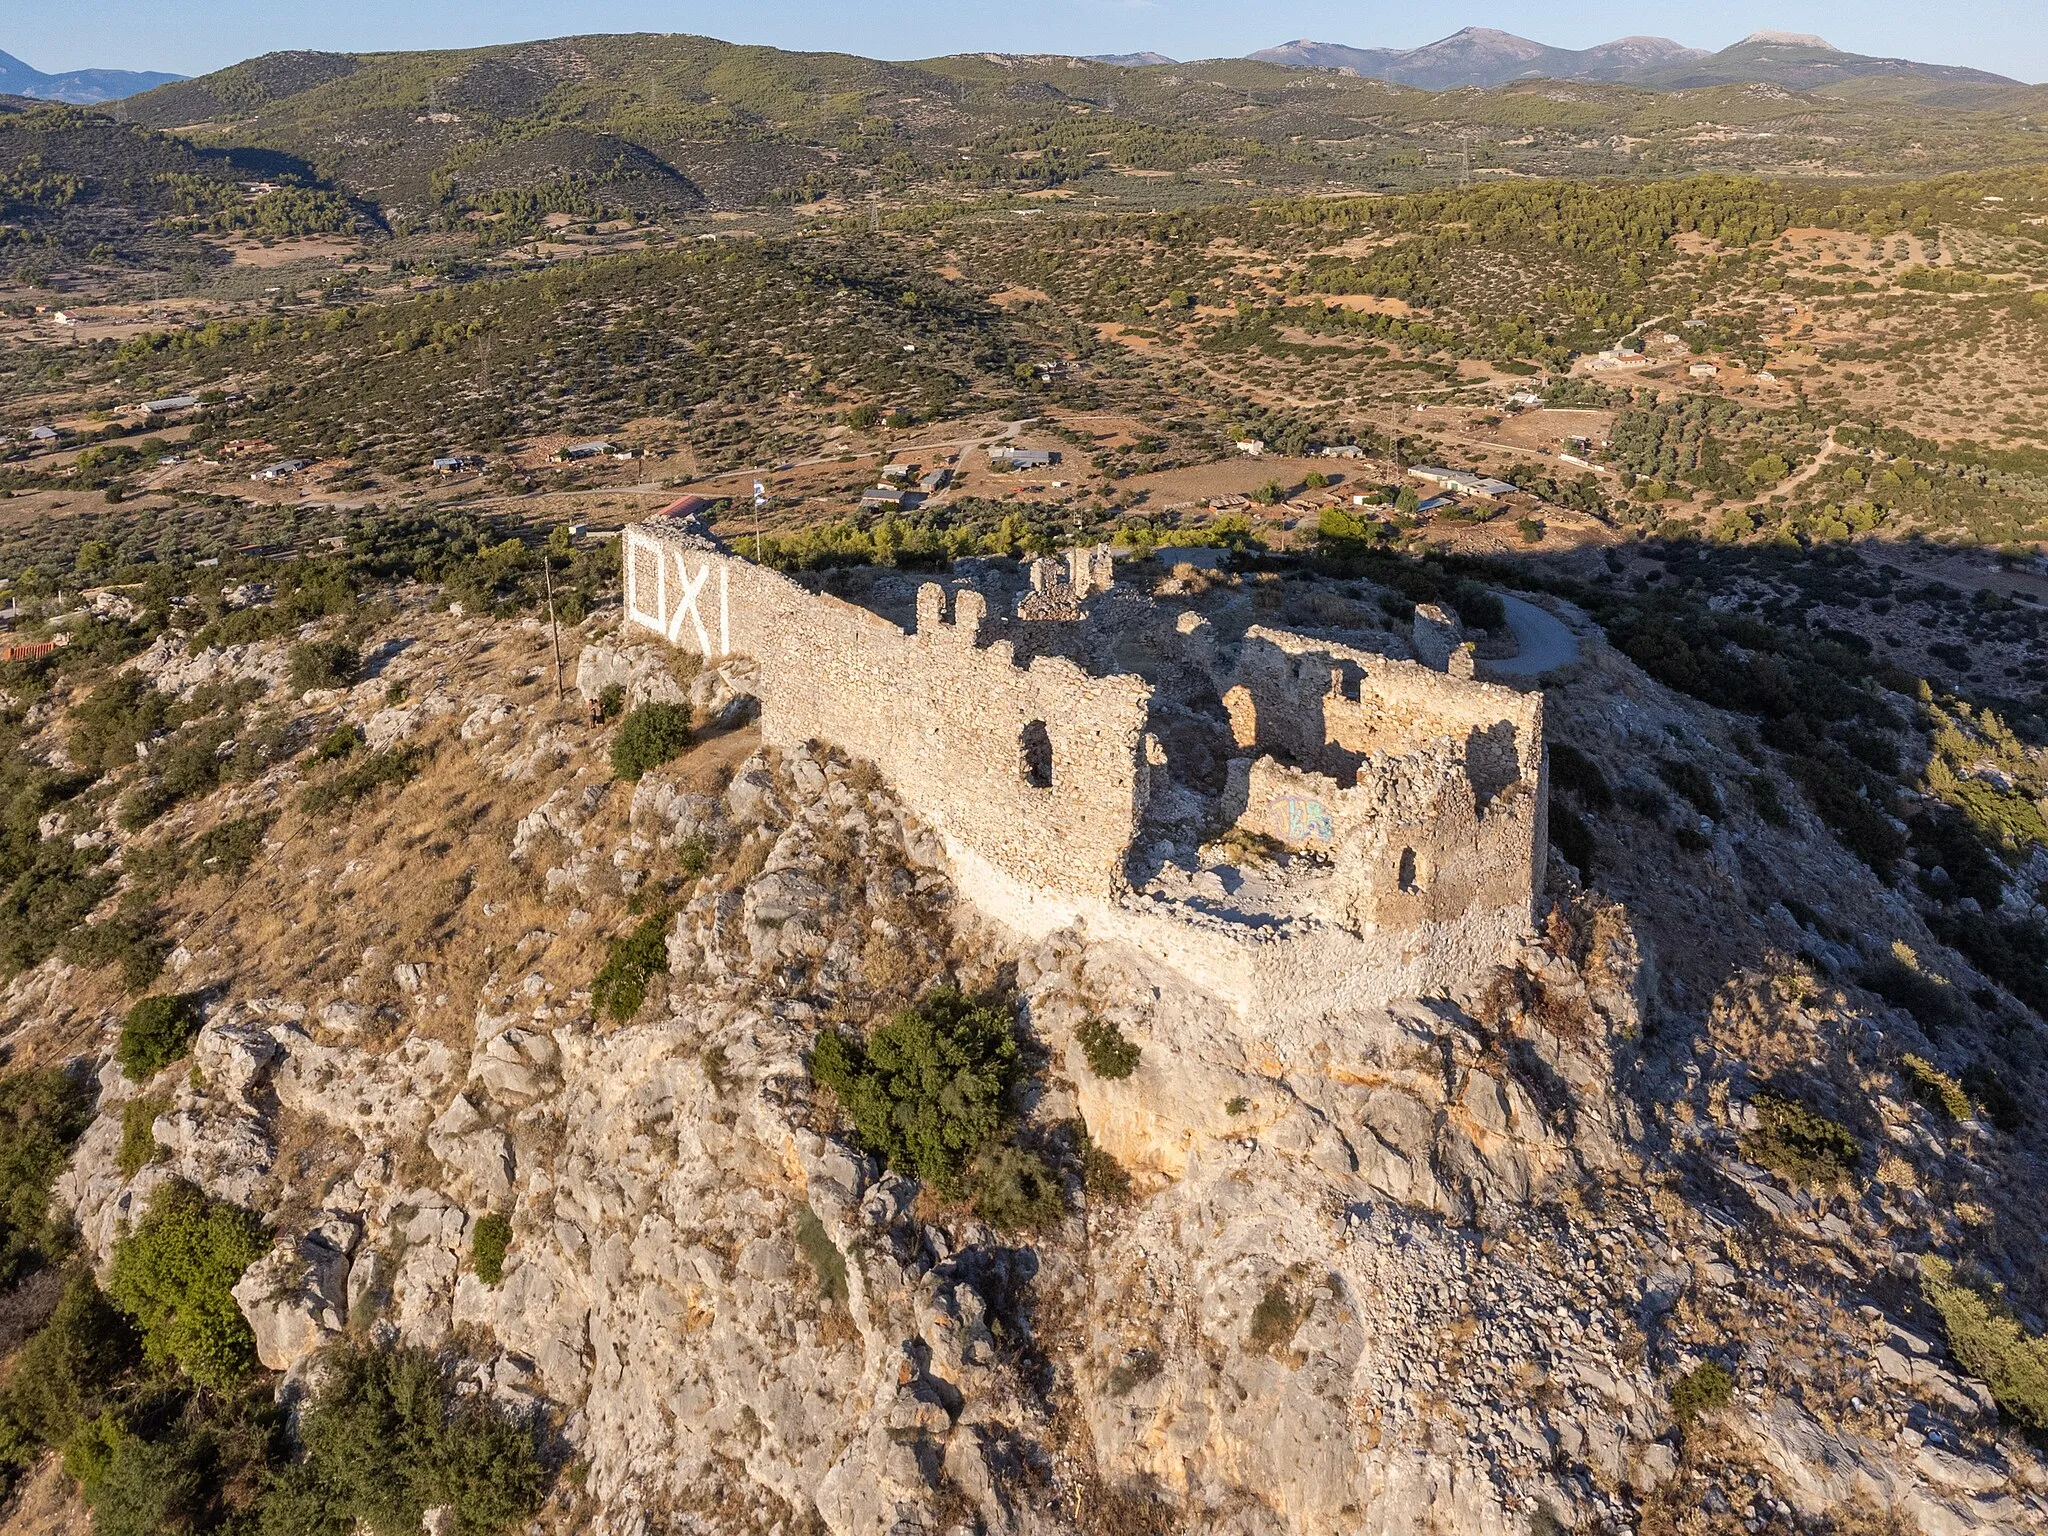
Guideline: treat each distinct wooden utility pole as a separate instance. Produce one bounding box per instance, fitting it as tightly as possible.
[543,550,565,700]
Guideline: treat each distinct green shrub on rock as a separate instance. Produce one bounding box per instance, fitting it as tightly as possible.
[1669,1361,1734,1426]
[65,1412,208,1536]
[1075,1018,1141,1079]
[117,1094,168,1179]
[258,1341,546,1536]
[610,702,692,781]
[4,1272,138,1448]
[591,910,672,1024]
[0,1068,92,1283]
[1740,1092,1859,1190]
[287,640,359,693]
[116,993,204,1081]
[794,1206,848,1303]
[1919,1256,2048,1430]
[1900,1054,1972,1122]
[298,746,421,816]
[106,1179,267,1392]
[811,989,1019,1194]
[471,1213,511,1286]
[971,1144,1064,1230]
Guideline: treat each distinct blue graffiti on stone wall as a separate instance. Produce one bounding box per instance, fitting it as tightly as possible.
[1266,795,1335,846]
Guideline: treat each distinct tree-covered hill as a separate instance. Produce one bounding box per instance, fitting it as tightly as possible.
[0,106,360,272]
[99,34,2048,230]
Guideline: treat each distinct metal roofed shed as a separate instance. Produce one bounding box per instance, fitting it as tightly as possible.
[989,445,1055,469]
[140,394,200,415]
[860,484,907,509]
[1411,467,1518,500]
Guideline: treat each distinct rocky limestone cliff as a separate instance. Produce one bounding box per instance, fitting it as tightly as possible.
[6,599,2048,1535]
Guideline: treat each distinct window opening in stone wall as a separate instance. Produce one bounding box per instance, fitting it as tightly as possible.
[1020,720,1054,789]
[1397,847,1420,893]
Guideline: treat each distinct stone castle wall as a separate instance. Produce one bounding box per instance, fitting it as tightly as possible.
[625,520,1150,901]
[624,520,1548,1023]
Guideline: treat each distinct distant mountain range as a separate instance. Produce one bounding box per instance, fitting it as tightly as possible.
[0,49,184,104]
[1246,27,2021,90]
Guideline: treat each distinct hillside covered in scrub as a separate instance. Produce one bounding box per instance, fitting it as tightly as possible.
[0,508,2041,1531]
[1,30,2048,1529]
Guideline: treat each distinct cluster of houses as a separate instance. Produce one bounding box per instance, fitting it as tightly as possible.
[860,458,955,511]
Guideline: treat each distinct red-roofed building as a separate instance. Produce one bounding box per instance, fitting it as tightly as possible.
[653,495,711,520]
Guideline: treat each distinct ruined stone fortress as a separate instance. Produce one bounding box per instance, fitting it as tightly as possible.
[622,514,1547,1024]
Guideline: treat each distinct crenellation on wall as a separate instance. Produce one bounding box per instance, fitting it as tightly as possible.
[621,518,1550,1021]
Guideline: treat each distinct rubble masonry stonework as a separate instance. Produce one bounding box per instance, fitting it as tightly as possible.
[623,517,1546,1028]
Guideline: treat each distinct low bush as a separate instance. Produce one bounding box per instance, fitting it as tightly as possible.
[471,1213,511,1287]
[128,814,273,893]
[1962,1063,2023,1133]
[287,640,359,693]
[299,746,420,816]
[115,992,204,1081]
[1657,757,1722,817]
[1547,742,1613,808]
[193,814,272,885]
[1075,1121,1132,1205]
[596,683,625,721]
[257,1340,547,1536]
[1746,773,1790,826]
[811,989,1019,1194]
[610,702,692,781]
[106,1179,268,1392]
[1075,1018,1141,1079]
[2,1271,138,1448]
[62,911,168,993]
[0,1068,92,1284]
[1249,1276,1305,1351]
[1919,1256,2048,1430]
[312,725,359,763]
[1861,955,1966,1035]
[1932,912,2048,1017]
[1741,1092,1860,1189]
[65,1412,210,1536]
[116,1094,168,1178]
[1669,1361,1734,1426]
[590,910,671,1024]
[1900,1054,1971,1122]
[676,832,713,879]
[1788,754,1906,878]
[793,1206,848,1303]
[1105,1349,1162,1397]
[971,1144,1064,1230]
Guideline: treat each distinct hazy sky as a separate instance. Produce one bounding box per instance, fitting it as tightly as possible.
[7,1,2044,85]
